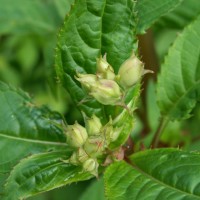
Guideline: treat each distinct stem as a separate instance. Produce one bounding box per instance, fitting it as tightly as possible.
[151,117,169,148]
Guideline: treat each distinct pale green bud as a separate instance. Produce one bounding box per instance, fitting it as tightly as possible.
[67,122,88,148]
[75,73,98,90]
[84,136,105,157]
[82,158,99,177]
[118,52,152,89]
[97,56,109,73]
[69,151,79,165]
[69,148,89,165]
[85,115,102,136]
[100,118,121,144]
[96,56,115,80]
[77,148,89,163]
[110,127,122,142]
[101,119,113,145]
[90,79,122,105]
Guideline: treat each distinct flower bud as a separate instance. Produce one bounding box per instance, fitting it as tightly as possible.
[101,118,121,144]
[85,115,102,136]
[75,73,98,90]
[84,136,105,157]
[77,148,89,163]
[97,56,109,73]
[109,127,122,142]
[69,151,79,165]
[90,79,122,105]
[96,56,115,80]
[118,52,152,89]
[101,119,114,145]
[82,158,99,177]
[66,122,88,148]
[69,148,89,165]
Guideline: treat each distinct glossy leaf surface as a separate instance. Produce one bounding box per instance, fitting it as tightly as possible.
[3,151,91,200]
[104,149,200,200]
[55,0,137,119]
[0,82,67,193]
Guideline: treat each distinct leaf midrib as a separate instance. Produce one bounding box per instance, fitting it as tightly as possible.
[0,133,67,146]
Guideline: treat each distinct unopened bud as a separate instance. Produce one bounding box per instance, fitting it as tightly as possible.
[77,148,89,163]
[82,158,99,177]
[101,119,114,145]
[97,56,109,73]
[110,127,122,142]
[75,73,98,90]
[96,56,115,80]
[85,115,102,136]
[84,136,105,157]
[69,152,79,165]
[90,79,122,105]
[101,118,121,144]
[118,52,153,89]
[69,148,89,165]
[66,122,88,148]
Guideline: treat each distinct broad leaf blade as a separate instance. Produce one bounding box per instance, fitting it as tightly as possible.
[135,0,182,34]
[157,15,200,120]
[104,149,200,200]
[101,0,137,70]
[3,151,92,200]
[0,82,67,193]
[55,0,137,118]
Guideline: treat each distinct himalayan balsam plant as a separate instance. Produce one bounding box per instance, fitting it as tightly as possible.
[1,0,200,200]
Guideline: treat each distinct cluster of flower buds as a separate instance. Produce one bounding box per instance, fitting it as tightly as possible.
[64,114,121,177]
[65,51,152,176]
[76,51,152,106]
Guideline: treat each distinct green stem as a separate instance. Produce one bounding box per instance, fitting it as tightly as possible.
[151,117,169,148]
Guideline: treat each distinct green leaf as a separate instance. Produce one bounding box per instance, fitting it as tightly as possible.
[0,0,73,34]
[157,15,200,120]
[154,0,200,31]
[55,0,137,119]
[104,148,200,200]
[153,0,200,62]
[3,151,92,200]
[55,0,140,149]
[0,82,67,193]
[135,0,182,34]
[80,178,106,200]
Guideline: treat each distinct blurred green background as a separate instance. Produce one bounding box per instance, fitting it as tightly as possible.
[1,0,200,199]
[0,0,82,125]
